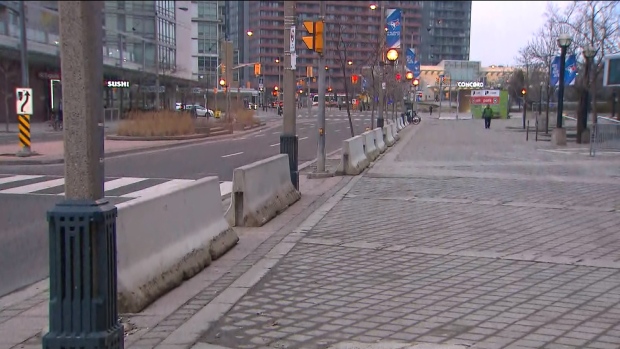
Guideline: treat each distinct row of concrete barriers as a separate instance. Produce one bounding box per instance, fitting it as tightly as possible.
[337,116,410,175]
[115,153,300,313]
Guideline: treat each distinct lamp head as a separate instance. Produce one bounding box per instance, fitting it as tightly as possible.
[369,3,377,10]
[583,45,596,59]
[557,33,572,49]
[219,79,226,87]
[386,49,398,62]
[246,30,253,37]
[405,72,414,80]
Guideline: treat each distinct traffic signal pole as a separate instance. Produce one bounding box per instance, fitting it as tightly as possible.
[281,1,299,189]
[316,1,327,173]
[377,2,386,128]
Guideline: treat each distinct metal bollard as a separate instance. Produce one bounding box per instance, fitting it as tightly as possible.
[526,120,530,141]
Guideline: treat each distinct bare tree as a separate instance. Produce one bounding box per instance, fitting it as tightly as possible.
[362,34,383,129]
[333,25,356,137]
[552,1,620,122]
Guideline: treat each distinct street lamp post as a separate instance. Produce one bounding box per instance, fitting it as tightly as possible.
[553,33,572,146]
[275,57,282,102]
[370,2,386,128]
[219,78,230,122]
[44,2,124,349]
[580,45,597,144]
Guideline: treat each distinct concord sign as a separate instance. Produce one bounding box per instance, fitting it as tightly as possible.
[457,81,484,88]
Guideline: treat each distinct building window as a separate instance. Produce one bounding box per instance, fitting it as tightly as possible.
[198,1,218,20]
[198,22,218,53]
[197,56,219,73]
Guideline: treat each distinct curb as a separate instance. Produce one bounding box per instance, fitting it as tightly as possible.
[106,123,267,141]
[0,123,276,166]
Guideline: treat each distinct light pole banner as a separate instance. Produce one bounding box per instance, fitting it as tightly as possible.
[550,54,577,86]
[406,48,416,71]
[385,8,401,49]
[406,48,421,79]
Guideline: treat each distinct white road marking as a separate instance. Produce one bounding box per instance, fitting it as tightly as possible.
[299,137,309,141]
[220,181,233,196]
[57,177,149,196]
[0,178,65,194]
[221,152,244,158]
[120,179,195,198]
[270,143,280,147]
[0,175,44,185]
[334,129,341,132]
[253,134,264,137]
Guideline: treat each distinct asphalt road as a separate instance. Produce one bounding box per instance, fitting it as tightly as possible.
[0,110,376,297]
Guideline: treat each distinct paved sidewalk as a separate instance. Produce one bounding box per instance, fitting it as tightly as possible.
[0,174,349,349]
[195,118,620,349]
[4,118,620,349]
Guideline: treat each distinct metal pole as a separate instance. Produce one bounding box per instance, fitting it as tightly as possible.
[613,91,617,120]
[316,1,327,173]
[154,13,160,110]
[307,77,311,117]
[438,78,442,119]
[18,1,29,87]
[556,46,567,129]
[280,1,298,189]
[377,2,385,128]
[44,2,123,348]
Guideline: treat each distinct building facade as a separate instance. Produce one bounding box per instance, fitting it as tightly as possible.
[245,1,471,93]
[418,1,472,66]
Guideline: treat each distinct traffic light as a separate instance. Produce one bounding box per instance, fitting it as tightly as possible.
[272,90,277,96]
[351,74,359,84]
[254,63,261,76]
[274,86,279,91]
[302,20,324,54]
[327,87,332,92]
[413,78,419,86]
[395,73,401,81]
[521,88,527,96]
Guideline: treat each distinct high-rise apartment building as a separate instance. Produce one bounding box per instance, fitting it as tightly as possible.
[245,1,471,92]
[190,1,225,91]
[419,1,471,65]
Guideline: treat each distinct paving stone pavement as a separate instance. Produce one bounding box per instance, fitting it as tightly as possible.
[200,118,620,349]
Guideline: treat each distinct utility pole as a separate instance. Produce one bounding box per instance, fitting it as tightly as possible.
[18,1,29,88]
[376,1,386,128]
[316,0,327,173]
[154,11,160,110]
[281,1,298,189]
[44,2,123,349]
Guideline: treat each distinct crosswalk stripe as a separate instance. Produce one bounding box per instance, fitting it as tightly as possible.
[57,177,149,196]
[120,179,195,198]
[0,178,65,194]
[220,181,232,197]
[0,176,234,199]
[0,175,45,185]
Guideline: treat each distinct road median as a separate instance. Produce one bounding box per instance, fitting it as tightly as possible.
[0,121,276,166]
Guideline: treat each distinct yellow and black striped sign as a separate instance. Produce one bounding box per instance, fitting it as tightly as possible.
[18,114,31,149]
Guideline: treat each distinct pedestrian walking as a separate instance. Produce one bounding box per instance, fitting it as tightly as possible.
[482,104,493,129]
[429,105,433,116]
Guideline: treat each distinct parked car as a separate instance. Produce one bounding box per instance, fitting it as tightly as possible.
[183,104,214,118]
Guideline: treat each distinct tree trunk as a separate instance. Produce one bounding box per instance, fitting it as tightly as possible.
[370,67,376,129]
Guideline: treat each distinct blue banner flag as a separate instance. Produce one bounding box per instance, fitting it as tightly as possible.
[550,54,577,86]
[406,48,416,71]
[385,8,401,49]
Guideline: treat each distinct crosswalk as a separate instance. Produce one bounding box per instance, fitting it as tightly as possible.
[0,174,233,199]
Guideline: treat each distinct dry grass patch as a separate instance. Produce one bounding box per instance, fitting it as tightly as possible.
[117,110,196,137]
[234,109,260,125]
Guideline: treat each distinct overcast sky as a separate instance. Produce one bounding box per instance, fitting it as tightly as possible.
[470,1,572,67]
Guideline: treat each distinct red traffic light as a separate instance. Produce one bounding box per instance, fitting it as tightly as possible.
[521,88,527,96]
[351,74,359,84]
[395,73,401,81]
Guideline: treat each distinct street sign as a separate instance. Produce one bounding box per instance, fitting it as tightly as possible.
[290,26,296,52]
[603,53,620,87]
[15,87,33,115]
[291,52,297,70]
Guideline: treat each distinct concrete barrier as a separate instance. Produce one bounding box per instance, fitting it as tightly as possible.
[116,176,238,313]
[383,125,396,147]
[397,117,404,130]
[225,154,301,227]
[362,130,379,161]
[374,128,387,153]
[391,123,400,141]
[337,135,370,175]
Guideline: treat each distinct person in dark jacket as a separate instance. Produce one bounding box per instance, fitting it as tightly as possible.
[482,104,493,129]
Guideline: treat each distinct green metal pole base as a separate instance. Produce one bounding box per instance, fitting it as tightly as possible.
[280,134,299,190]
[43,199,124,349]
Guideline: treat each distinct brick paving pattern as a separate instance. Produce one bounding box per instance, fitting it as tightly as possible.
[201,119,620,349]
